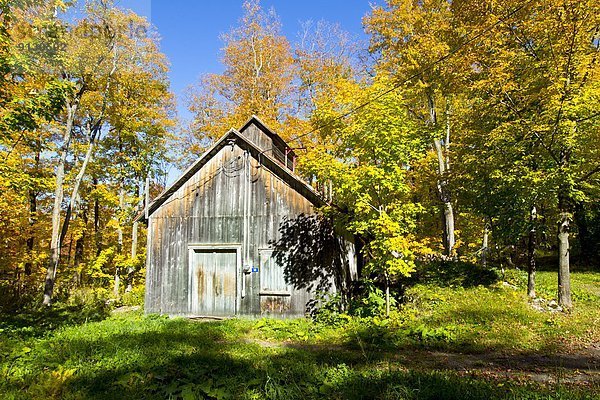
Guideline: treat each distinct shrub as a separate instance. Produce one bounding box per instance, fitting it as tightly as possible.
[310,292,352,326]
[67,287,112,321]
[121,284,145,307]
[349,281,396,318]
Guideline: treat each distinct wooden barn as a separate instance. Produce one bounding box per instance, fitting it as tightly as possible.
[139,116,348,317]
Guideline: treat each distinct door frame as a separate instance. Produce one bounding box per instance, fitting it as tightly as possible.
[188,244,242,316]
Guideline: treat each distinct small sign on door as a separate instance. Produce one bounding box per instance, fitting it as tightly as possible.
[251,267,259,273]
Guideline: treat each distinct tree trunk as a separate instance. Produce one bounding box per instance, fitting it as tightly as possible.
[43,118,98,305]
[61,128,98,238]
[126,179,142,293]
[444,200,455,256]
[432,98,455,257]
[557,148,573,309]
[93,177,102,257]
[481,221,489,268]
[354,234,365,280]
[25,189,37,277]
[25,146,41,278]
[43,99,79,306]
[73,207,87,286]
[558,211,572,309]
[527,206,537,298]
[434,138,455,257]
[384,272,390,317]
[126,220,138,293]
[114,185,124,298]
[65,233,73,270]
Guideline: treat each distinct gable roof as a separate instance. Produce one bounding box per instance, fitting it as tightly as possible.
[239,115,298,158]
[137,123,322,222]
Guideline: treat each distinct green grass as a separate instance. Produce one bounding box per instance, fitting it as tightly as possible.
[1,270,598,399]
[251,270,599,354]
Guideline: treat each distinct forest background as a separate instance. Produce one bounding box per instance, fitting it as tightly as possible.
[0,0,599,313]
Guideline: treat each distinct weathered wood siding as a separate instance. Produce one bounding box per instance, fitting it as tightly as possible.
[241,123,294,168]
[240,123,272,151]
[145,140,314,317]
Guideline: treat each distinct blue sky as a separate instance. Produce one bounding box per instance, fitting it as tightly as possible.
[113,0,375,122]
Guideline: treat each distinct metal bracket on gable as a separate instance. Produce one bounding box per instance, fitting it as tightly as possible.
[227,138,236,151]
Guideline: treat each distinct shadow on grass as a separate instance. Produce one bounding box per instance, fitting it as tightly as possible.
[3,317,596,400]
[399,260,500,290]
[536,254,600,272]
[0,303,111,339]
[339,315,599,364]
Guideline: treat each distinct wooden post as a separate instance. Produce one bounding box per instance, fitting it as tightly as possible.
[285,147,289,169]
[144,176,150,220]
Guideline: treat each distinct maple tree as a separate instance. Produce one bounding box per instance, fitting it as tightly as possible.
[364,0,470,258]
[453,0,600,308]
[186,0,294,157]
[301,74,432,314]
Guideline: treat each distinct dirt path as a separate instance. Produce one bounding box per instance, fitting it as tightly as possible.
[248,338,600,387]
[391,348,600,386]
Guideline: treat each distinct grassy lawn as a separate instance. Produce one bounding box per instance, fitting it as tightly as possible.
[1,270,598,399]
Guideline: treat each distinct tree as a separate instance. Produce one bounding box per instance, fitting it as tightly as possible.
[99,60,174,296]
[38,1,173,305]
[187,0,294,157]
[293,20,359,115]
[301,74,431,314]
[455,0,600,308]
[365,0,471,257]
[0,0,71,301]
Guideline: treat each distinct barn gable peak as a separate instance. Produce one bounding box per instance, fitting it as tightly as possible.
[238,115,296,170]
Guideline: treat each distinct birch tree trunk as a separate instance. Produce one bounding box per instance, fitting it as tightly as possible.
[59,126,99,246]
[43,121,99,305]
[430,95,455,257]
[43,98,80,306]
[434,138,455,257]
[481,222,489,268]
[557,149,573,308]
[558,210,572,309]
